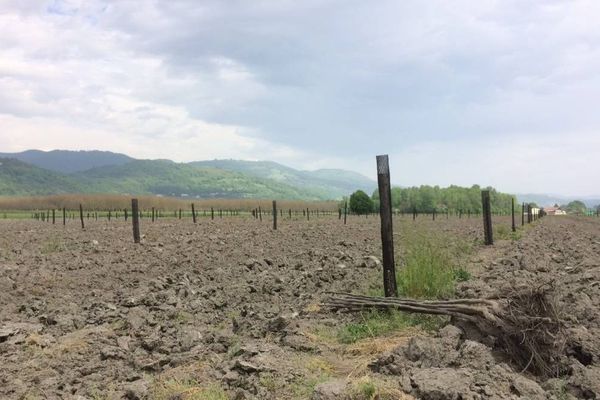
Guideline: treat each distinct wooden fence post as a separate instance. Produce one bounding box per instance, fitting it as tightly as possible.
[344,201,348,225]
[307,208,310,221]
[272,200,277,230]
[376,155,398,297]
[62,207,66,226]
[131,199,140,243]
[511,198,516,232]
[52,209,55,224]
[192,204,196,223]
[79,204,84,229]
[481,190,493,245]
[124,208,128,221]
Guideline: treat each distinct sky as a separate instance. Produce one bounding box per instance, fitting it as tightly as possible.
[1,0,599,196]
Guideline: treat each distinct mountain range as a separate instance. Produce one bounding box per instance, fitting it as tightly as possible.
[0,150,376,200]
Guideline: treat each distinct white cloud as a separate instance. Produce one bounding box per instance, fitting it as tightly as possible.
[0,0,599,196]
[387,132,600,197]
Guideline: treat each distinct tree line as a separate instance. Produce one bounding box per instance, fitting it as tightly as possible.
[347,185,517,214]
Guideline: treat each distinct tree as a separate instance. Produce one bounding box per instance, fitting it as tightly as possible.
[563,200,587,215]
[349,190,374,214]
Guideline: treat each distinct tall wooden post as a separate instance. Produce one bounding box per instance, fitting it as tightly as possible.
[124,208,128,221]
[131,199,140,244]
[179,209,182,219]
[211,207,215,220]
[52,209,55,224]
[307,208,310,221]
[191,203,196,223]
[62,207,66,226]
[376,155,398,297]
[272,200,277,230]
[481,190,493,245]
[527,204,532,224]
[511,198,516,232]
[79,204,84,229]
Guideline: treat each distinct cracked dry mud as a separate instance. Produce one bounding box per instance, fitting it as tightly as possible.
[1,215,599,399]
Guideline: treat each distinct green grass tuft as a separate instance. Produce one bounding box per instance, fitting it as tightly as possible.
[337,310,444,344]
[396,231,457,299]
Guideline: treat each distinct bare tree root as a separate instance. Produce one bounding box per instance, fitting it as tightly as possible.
[323,283,565,377]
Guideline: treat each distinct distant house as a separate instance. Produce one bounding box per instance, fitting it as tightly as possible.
[543,206,566,215]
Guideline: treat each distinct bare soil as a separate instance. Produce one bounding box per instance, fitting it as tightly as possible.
[0,215,598,399]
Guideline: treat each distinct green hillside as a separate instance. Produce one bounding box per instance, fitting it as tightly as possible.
[72,160,327,200]
[0,158,82,195]
[190,160,376,199]
[0,151,377,200]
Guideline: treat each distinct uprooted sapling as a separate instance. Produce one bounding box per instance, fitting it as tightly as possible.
[324,283,566,377]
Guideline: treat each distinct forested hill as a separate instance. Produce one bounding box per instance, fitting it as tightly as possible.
[0,151,376,200]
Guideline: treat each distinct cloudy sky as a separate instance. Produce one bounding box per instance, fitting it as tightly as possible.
[1,0,599,196]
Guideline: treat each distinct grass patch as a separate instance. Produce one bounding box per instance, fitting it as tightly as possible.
[289,375,330,399]
[396,230,458,299]
[337,310,444,344]
[150,378,228,400]
[41,237,64,254]
[338,227,470,344]
[493,225,522,241]
[347,376,407,400]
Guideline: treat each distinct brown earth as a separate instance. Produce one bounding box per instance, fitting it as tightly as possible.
[0,214,598,399]
[372,216,600,400]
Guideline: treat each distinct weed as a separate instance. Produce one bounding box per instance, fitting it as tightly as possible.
[347,376,409,400]
[259,373,277,392]
[355,380,376,399]
[453,268,471,282]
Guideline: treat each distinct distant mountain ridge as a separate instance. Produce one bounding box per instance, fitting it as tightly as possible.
[190,159,375,199]
[516,193,600,208]
[0,150,376,200]
[0,149,133,174]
